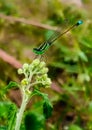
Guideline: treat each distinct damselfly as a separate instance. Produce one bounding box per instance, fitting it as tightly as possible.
[33,20,83,55]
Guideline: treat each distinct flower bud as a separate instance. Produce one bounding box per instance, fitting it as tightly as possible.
[41,68,48,74]
[39,61,46,68]
[17,68,23,74]
[21,78,29,85]
[23,63,29,70]
[32,59,40,66]
[42,74,48,80]
[46,78,52,85]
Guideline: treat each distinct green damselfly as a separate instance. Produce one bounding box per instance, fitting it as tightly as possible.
[33,20,83,55]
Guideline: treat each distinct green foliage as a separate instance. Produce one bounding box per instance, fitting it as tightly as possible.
[43,100,53,119]
[7,103,17,130]
[25,112,45,130]
[0,101,17,129]
[0,101,9,120]
[5,81,18,89]
[0,126,7,130]
[33,89,53,119]
[69,124,83,130]
[0,0,17,15]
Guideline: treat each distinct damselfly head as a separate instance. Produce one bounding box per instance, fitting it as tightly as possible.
[76,20,83,26]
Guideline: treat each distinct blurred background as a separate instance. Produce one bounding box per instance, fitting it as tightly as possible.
[0,0,92,130]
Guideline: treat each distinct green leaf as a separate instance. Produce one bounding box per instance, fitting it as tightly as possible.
[25,112,45,130]
[0,101,10,118]
[78,51,88,62]
[7,103,17,130]
[0,126,7,130]
[33,89,53,119]
[88,101,92,114]
[69,124,83,130]
[43,100,53,119]
[80,37,92,48]
[0,101,17,129]
[8,81,18,88]
[4,81,18,93]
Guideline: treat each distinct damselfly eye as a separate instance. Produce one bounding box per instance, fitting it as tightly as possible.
[76,20,83,26]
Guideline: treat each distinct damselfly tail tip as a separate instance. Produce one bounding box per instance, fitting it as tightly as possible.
[76,20,83,26]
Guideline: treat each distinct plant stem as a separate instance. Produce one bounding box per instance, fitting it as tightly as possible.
[15,93,28,130]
